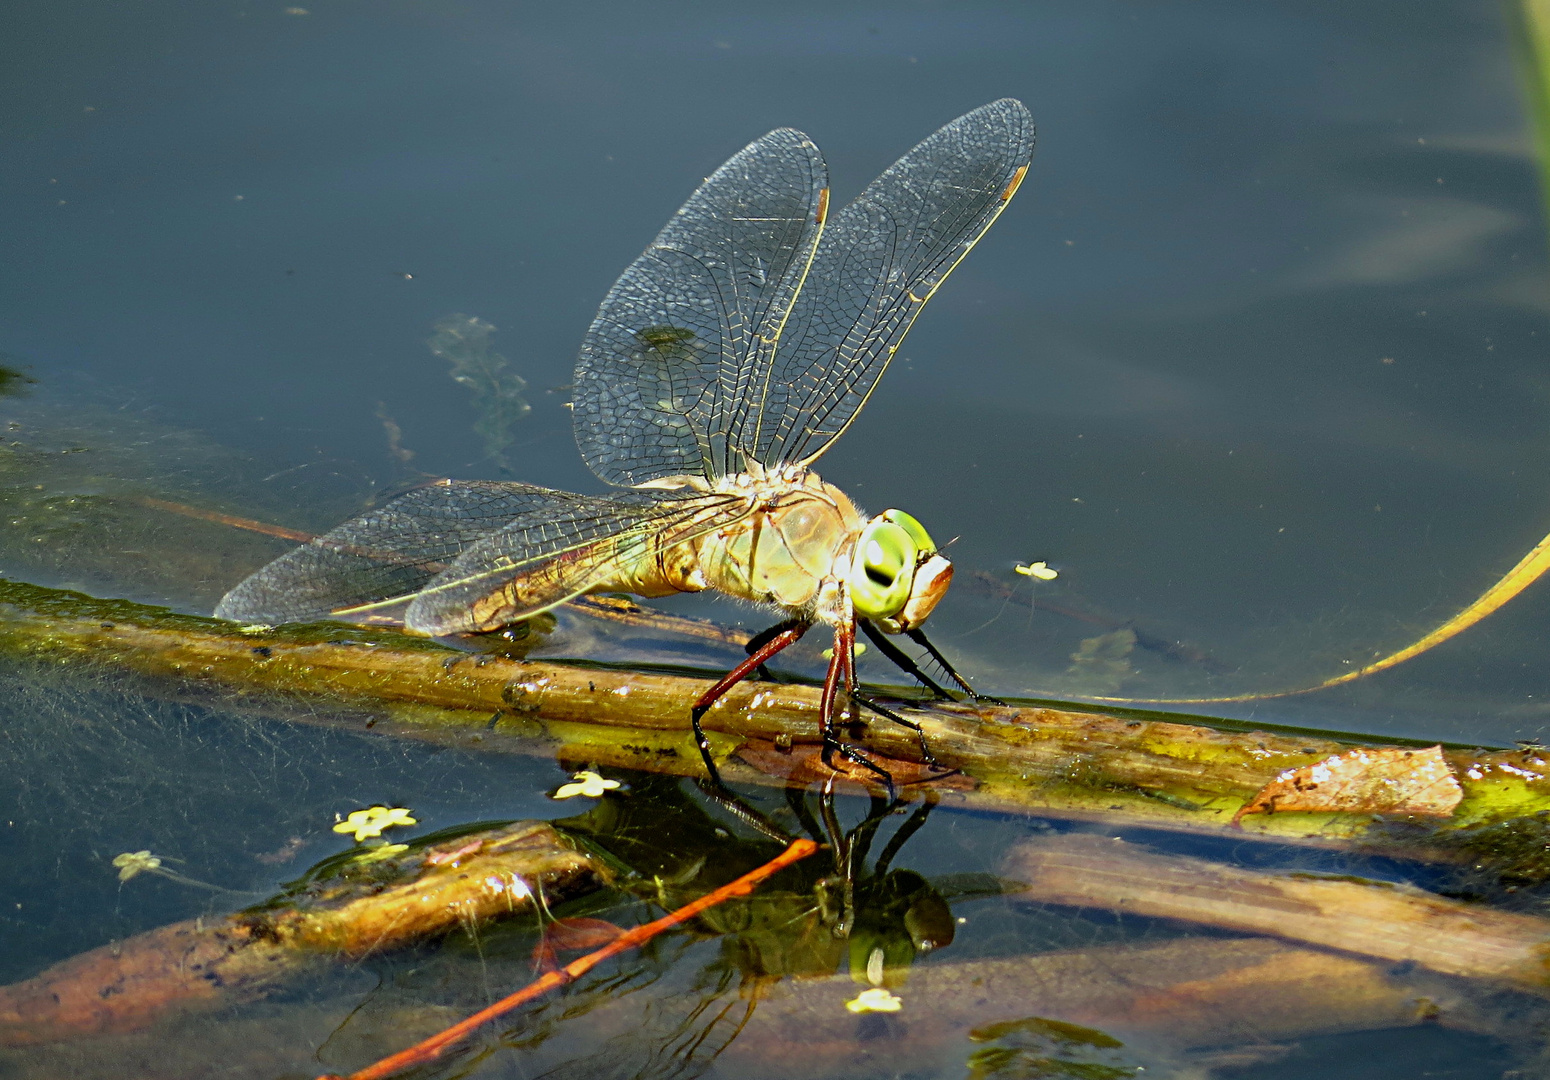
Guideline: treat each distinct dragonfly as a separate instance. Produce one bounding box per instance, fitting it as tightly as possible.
[216,98,1036,790]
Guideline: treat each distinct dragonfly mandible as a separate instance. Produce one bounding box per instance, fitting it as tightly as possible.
[216,99,1036,790]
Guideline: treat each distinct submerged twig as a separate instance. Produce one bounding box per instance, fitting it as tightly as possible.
[0,822,602,1048]
[319,838,819,1080]
[1004,833,1550,985]
[573,937,1546,1078]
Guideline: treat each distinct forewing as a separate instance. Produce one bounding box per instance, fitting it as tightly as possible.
[402,488,750,635]
[573,128,828,487]
[746,98,1035,467]
[213,480,549,626]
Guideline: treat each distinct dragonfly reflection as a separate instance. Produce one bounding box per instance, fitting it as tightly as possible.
[217,99,1036,789]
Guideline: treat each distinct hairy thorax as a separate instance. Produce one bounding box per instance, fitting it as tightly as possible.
[598,466,865,621]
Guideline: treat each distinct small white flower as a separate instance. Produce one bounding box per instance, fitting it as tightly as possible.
[845,988,902,1014]
[553,771,622,800]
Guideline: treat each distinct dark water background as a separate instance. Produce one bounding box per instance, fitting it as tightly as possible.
[1,2,1548,1077]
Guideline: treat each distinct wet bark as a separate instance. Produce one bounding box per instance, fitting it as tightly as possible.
[0,579,1546,854]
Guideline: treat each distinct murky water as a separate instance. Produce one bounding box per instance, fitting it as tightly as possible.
[1,2,1547,1077]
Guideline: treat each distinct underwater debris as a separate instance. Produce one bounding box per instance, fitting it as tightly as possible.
[0,821,603,1047]
[705,937,1525,1078]
[1004,833,1550,984]
[427,314,531,471]
[1065,627,1138,695]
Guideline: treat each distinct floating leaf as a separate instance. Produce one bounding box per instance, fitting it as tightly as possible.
[531,916,625,971]
[333,805,418,842]
[1234,745,1463,826]
[112,850,162,882]
[553,770,621,799]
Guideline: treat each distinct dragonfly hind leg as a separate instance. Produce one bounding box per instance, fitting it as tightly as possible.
[744,616,809,681]
[690,620,812,787]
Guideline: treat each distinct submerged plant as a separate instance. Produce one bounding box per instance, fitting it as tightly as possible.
[427,313,531,471]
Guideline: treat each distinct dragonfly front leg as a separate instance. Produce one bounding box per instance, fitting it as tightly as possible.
[858,619,956,700]
[905,627,1005,705]
[691,620,811,787]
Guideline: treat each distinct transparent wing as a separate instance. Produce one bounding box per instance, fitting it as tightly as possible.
[213,480,551,626]
[573,128,828,487]
[747,98,1035,467]
[402,487,752,636]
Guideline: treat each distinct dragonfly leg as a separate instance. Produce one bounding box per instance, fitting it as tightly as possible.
[905,627,1006,705]
[819,622,899,801]
[692,778,796,843]
[858,619,955,699]
[691,620,811,787]
[853,694,960,777]
[745,616,809,682]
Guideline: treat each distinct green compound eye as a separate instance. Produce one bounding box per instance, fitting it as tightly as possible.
[849,520,918,619]
[882,509,936,556]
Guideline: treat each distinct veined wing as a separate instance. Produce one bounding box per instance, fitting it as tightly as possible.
[402,487,751,636]
[213,480,551,626]
[745,98,1034,468]
[573,128,828,488]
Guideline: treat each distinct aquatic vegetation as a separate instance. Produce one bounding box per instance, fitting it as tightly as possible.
[333,805,418,842]
[966,1015,1134,1080]
[427,314,531,472]
[1063,627,1136,696]
[551,771,621,799]
[111,850,163,882]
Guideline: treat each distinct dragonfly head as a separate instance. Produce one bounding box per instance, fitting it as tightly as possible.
[848,509,954,634]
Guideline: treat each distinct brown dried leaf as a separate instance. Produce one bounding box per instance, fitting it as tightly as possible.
[1233,745,1462,826]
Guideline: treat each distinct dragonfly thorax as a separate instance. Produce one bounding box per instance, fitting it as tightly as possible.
[650,469,953,634]
[681,469,864,615]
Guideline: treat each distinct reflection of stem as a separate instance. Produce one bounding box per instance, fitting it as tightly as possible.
[322,838,819,1080]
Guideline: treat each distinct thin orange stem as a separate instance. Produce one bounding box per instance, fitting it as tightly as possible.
[318,838,819,1080]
